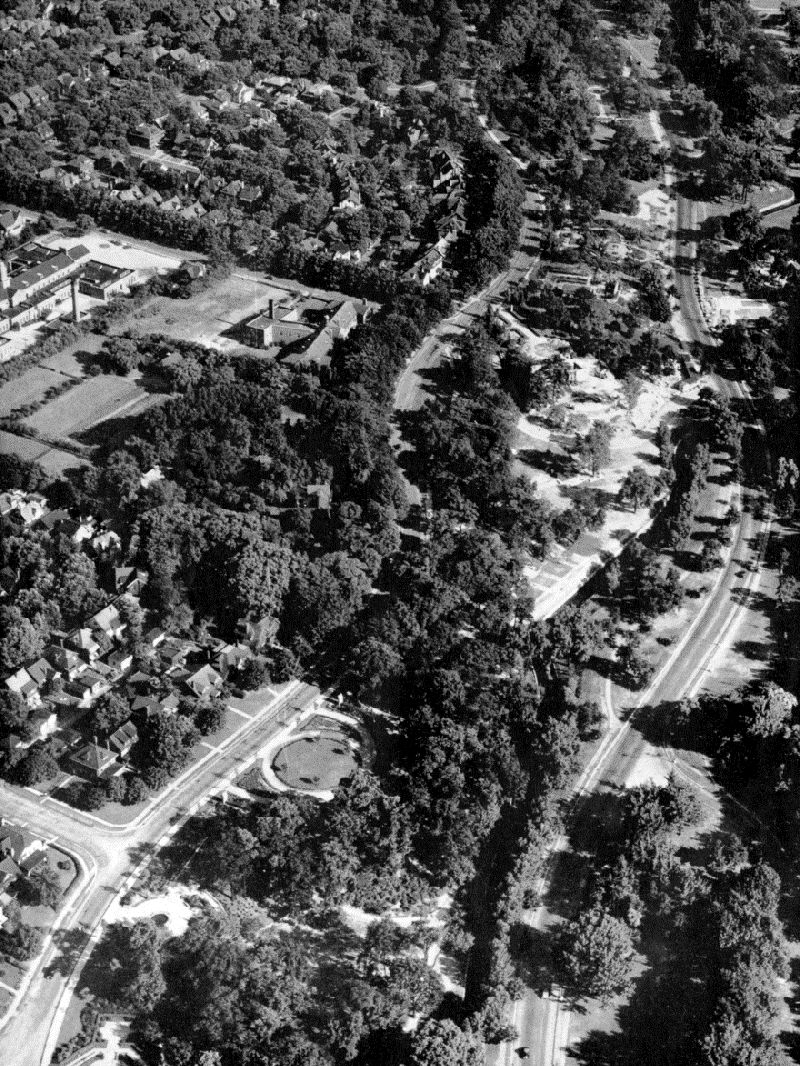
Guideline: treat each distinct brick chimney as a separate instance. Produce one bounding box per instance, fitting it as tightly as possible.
[268,298,274,318]
[0,259,9,291]
[70,276,80,322]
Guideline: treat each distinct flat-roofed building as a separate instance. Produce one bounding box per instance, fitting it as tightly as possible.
[78,260,134,301]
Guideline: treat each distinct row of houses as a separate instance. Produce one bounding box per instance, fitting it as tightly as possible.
[2,497,269,783]
[403,145,467,286]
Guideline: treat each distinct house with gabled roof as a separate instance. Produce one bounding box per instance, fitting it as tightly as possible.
[4,667,40,707]
[88,605,125,640]
[26,657,58,689]
[108,719,138,757]
[67,628,102,662]
[68,669,107,706]
[45,645,85,681]
[0,856,22,892]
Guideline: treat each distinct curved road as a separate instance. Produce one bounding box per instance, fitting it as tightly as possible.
[0,680,321,1066]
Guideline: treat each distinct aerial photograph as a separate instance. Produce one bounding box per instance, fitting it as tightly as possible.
[0,0,799,1063]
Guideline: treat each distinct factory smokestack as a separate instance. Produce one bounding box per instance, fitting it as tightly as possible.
[0,260,9,291]
[70,276,80,322]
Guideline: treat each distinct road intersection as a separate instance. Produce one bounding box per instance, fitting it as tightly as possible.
[0,679,321,1066]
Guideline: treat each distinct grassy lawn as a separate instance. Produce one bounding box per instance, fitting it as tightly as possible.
[272,732,360,791]
[0,366,73,418]
[21,373,155,443]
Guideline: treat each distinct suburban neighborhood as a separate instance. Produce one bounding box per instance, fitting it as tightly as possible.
[0,0,799,1065]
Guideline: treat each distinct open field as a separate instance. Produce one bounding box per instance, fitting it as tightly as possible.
[22,373,161,442]
[0,429,87,474]
[124,273,301,349]
[39,344,102,377]
[0,366,72,418]
[272,730,360,792]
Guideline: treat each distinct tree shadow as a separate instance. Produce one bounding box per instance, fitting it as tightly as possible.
[43,926,89,978]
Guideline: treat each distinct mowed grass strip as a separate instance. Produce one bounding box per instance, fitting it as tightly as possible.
[22,373,150,440]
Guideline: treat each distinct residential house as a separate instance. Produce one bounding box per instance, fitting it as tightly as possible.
[4,91,30,115]
[404,246,445,286]
[129,122,164,150]
[68,669,107,706]
[185,664,222,700]
[19,848,47,876]
[333,171,362,212]
[131,694,162,717]
[45,646,85,681]
[238,185,261,210]
[215,643,252,678]
[39,508,71,533]
[89,605,125,640]
[0,827,24,862]
[0,210,24,237]
[70,741,117,779]
[107,648,133,677]
[26,708,57,743]
[26,657,58,689]
[0,856,22,892]
[180,201,207,221]
[306,482,332,510]
[4,668,40,708]
[67,628,102,663]
[160,639,191,669]
[0,490,48,525]
[111,566,135,593]
[108,719,138,757]
[26,85,49,107]
[232,81,255,104]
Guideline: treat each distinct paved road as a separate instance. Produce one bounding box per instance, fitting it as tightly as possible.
[0,681,321,1066]
[496,86,772,1066]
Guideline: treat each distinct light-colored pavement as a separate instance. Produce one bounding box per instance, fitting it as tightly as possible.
[0,680,321,1066]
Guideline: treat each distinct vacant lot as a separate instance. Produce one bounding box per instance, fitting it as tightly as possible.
[22,373,157,441]
[125,273,294,349]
